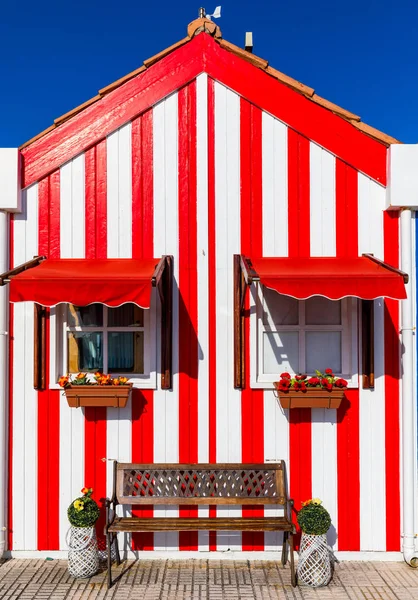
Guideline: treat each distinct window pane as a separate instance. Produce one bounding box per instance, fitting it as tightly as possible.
[305,332,341,373]
[305,297,341,325]
[263,288,299,326]
[263,331,299,374]
[67,304,103,327]
[67,332,103,372]
[108,332,144,373]
[108,304,144,327]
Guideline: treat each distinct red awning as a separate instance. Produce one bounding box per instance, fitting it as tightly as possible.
[9,258,161,308]
[249,256,407,300]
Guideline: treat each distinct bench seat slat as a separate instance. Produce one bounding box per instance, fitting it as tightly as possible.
[108,517,293,533]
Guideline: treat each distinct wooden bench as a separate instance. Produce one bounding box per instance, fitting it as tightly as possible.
[105,461,296,587]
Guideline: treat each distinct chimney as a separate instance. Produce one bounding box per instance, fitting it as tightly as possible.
[245,32,253,53]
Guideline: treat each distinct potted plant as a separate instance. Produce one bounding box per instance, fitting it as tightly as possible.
[67,487,100,578]
[296,498,332,587]
[59,372,133,408]
[273,369,347,409]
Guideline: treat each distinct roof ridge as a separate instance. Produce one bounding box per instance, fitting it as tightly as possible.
[19,18,400,150]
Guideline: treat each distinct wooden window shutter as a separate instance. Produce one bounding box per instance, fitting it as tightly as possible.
[34,304,47,390]
[234,254,245,389]
[361,299,374,389]
[160,256,173,390]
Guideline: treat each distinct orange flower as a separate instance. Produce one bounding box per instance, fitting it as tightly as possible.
[81,487,89,494]
[76,372,85,379]
[99,374,111,385]
[58,375,69,388]
[118,377,128,385]
[113,379,120,386]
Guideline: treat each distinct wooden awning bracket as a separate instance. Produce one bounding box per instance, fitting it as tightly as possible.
[0,255,46,286]
[362,253,409,284]
[239,255,260,314]
[152,256,168,289]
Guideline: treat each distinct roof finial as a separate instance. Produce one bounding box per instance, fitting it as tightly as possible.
[199,7,206,18]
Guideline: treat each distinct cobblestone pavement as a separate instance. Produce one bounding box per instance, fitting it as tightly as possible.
[1,559,418,599]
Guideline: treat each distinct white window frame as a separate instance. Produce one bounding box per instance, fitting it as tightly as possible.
[250,283,358,389]
[49,289,157,389]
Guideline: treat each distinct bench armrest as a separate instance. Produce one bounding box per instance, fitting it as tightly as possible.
[105,497,117,533]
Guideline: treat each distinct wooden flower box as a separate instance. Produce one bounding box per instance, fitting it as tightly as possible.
[273,383,345,409]
[63,384,133,408]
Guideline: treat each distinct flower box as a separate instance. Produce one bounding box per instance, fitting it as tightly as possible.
[63,384,133,408]
[273,384,345,409]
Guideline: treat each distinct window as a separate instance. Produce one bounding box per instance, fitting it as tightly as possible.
[252,285,358,387]
[51,300,157,388]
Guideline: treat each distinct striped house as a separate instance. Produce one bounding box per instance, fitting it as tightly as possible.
[0,15,417,562]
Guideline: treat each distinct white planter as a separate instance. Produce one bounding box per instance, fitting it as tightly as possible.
[67,525,99,578]
[297,532,332,587]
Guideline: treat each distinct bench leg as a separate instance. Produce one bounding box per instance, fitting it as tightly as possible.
[115,533,121,566]
[281,532,288,566]
[107,531,112,588]
[289,533,297,587]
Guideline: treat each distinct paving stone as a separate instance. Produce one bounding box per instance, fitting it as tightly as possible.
[0,560,418,599]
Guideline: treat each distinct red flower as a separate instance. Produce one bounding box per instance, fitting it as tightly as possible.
[335,378,348,388]
[321,378,329,386]
[280,372,291,379]
[307,377,320,386]
[325,368,333,375]
[300,382,307,392]
[293,381,301,391]
[295,375,303,381]
[326,382,333,391]
[278,381,290,392]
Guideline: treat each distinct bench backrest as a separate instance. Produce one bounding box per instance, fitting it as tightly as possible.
[114,462,287,505]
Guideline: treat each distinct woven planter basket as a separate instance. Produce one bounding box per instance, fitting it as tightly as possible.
[67,526,99,579]
[297,532,332,587]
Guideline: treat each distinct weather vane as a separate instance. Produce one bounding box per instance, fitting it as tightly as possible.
[199,6,222,20]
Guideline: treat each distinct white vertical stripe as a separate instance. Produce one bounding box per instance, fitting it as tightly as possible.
[59,157,86,549]
[309,143,338,548]
[106,123,133,554]
[107,123,132,259]
[60,155,85,258]
[153,93,179,550]
[264,388,289,551]
[310,142,336,257]
[12,185,38,550]
[358,173,386,550]
[196,74,210,550]
[262,113,288,257]
[311,410,338,549]
[261,115,289,551]
[214,82,242,550]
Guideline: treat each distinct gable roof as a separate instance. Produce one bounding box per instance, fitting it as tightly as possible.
[20,18,394,187]
[20,17,399,152]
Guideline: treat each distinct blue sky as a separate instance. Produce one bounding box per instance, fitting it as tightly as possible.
[1,0,418,147]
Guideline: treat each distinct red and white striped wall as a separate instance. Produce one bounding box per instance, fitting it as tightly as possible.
[8,74,401,554]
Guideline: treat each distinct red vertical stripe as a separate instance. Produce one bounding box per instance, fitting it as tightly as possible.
[96,140,107,259]
[84,144,108,549]
[37,172,60,550]
[287,129,311,548]
[7,215,14,551]
[384,210,401,551]
[287,130,310,258]
[240,99,264,551]
[178,82,198,551]
[207,77,217,550]
[335,160,360,550]
[131,111,155,550]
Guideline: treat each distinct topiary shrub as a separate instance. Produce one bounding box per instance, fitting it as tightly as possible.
[67,487,100,528]
[297,498,331,535]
